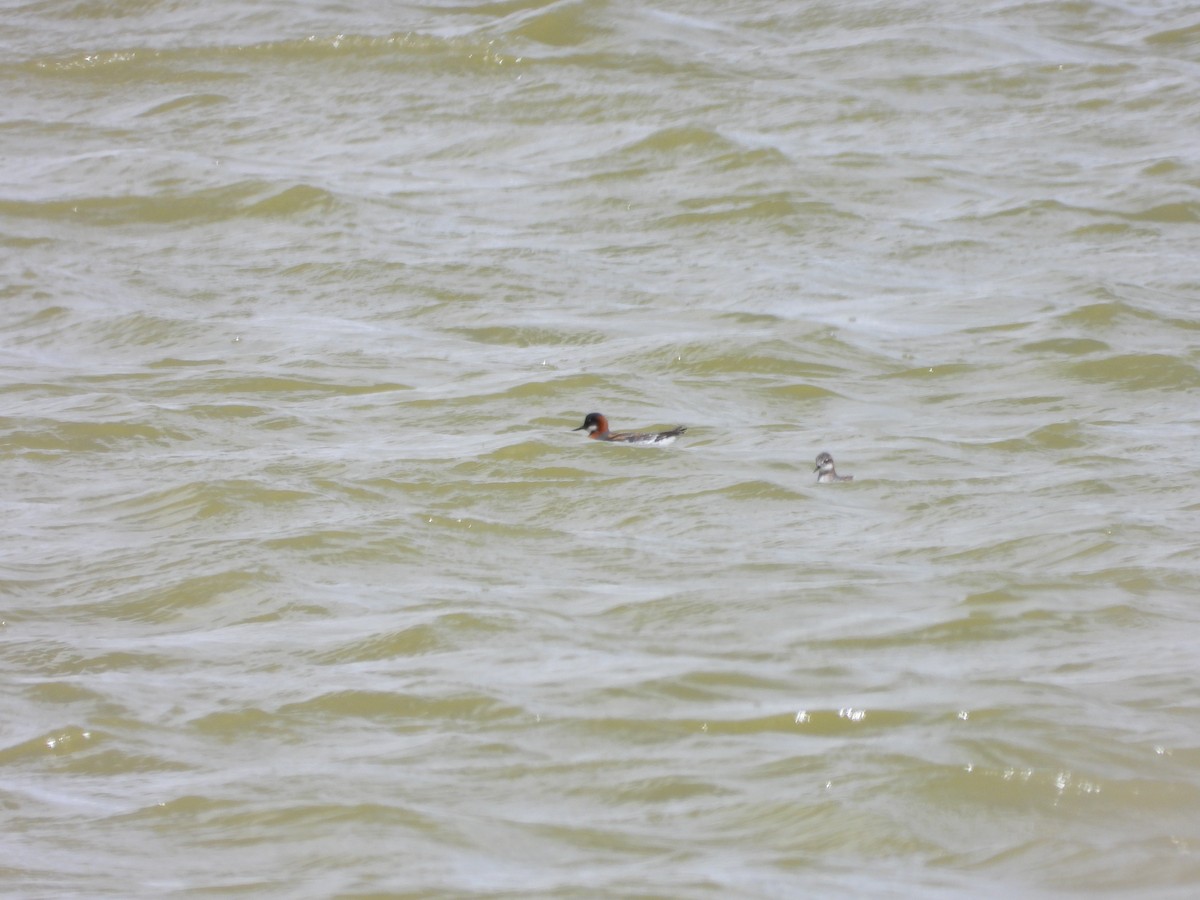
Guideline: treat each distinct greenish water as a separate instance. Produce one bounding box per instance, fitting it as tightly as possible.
[3,0,1199,896]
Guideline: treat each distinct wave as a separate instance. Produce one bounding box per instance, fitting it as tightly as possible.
[0,181,338,226]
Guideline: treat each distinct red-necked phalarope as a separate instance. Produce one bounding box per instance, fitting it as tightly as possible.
[815,451,853,483]
[573,412,687,445]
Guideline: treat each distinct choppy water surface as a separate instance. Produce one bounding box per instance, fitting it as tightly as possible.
[3,0,1200,895]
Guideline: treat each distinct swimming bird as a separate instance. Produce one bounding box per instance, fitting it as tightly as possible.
[814,451,853,483]
[573,412,687,445]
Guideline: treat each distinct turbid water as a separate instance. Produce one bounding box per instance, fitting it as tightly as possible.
[3,0,1199,896]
